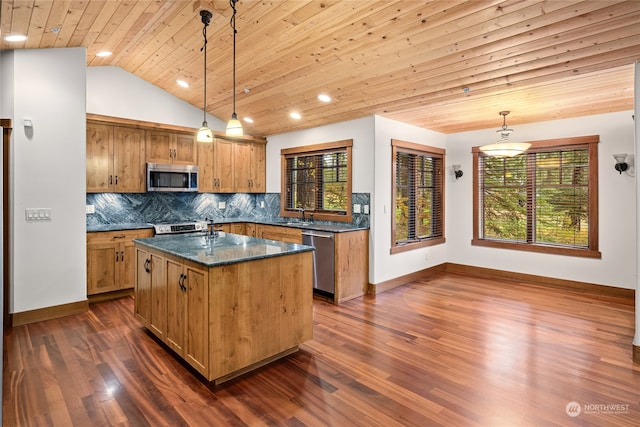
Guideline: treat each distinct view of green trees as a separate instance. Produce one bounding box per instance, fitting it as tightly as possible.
[481,149,589,247]
[288,152,347,212]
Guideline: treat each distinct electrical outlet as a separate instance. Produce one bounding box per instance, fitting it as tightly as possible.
[218,201,226,209]
[260,201,265,208]
[86,204,95,214]
[353,204,361,213]
[363,205,369,214]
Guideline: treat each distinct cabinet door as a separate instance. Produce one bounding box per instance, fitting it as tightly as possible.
[214,138,234,192]
[149,252,167,339]
[87,242,119,295]
[113,127,146,192]
[134,247,151,326]
[245,223,256,237]
[86,122,113,193]
[229,223,245,235]
[146,130,174,163]
[174,132,197,165]
[166,257,186,355]
[233,142,252,192]
[184,264,209,375]
[197,139,216,192]
[250,143,266,193]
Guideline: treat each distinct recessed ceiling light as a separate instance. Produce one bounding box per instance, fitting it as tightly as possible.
[96,51,112,57]
[243,117,254,123]
[4,35,27,42]
[318,93,331,102]
[176,80,189,88]
[290,112,302,120]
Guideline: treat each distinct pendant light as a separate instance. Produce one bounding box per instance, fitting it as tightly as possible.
[479,111,531,157]
[225,0,243,137]
[197,10,214,143]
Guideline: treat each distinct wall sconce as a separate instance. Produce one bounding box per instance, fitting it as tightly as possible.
[452,164,463,180]
[613,154,628,174]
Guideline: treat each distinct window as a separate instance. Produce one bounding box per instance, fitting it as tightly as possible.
[280,140,352,222]
[473,135,600,258]
[391,139,445,254]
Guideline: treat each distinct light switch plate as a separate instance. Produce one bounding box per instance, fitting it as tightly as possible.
[363,205,369,214]
[353,204,361,213]
[25,208,52,222]
[218,201,226,209]
[86,204,95,214]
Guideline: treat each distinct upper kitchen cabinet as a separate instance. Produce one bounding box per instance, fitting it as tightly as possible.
[197,136,266,194]
[146,130,197,165]
[198,138,234,193]
[86,120,146,193]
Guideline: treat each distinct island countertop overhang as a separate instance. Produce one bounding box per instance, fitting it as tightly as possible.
[133,232,314,268]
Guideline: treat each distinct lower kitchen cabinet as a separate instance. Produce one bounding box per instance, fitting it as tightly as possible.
[136,247,209,376]
[334,229,369,303]
[87,229,152,295]
[256,224,302,244]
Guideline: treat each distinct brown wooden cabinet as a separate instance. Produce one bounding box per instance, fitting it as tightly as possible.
[146,129,197,165]
[198,137,266,193]
[87,229,152,295]
[255,224,302,244]
[334,229,369,303]
[86,122,146,193]
[136,247,209,376]
[198,138,234,192]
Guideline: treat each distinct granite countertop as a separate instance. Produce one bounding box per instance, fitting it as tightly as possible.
[134,232,313,268]
[87,218,368,233]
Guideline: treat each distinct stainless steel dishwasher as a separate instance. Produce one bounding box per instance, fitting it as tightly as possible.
[302,230,335,297]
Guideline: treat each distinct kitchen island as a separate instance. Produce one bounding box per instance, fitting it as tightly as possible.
[133,232,314,384]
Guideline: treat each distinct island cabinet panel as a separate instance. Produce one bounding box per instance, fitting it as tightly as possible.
[135,247,168,338]
[209,252,313,381]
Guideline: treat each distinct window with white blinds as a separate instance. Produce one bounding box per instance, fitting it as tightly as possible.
[392,139,445,253]
[473,135,600,258]
[280,140,352,222]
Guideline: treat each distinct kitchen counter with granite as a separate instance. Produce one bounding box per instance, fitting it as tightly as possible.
[134,229,313,384]
[133,232,313,267]
[87,218,367,233]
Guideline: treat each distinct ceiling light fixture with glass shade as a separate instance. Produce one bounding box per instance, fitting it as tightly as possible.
[479,111,531,157]
[225,0,243,137]
[196,9,214,143]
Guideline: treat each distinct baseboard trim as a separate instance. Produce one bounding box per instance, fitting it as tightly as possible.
[367,262,634,302]
[11,299,89,326]
[367,263,446,295]
[88,288,134,304]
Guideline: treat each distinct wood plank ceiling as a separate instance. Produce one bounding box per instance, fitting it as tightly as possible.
[1,0,639,137]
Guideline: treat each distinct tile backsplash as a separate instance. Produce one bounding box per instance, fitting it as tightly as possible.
[86,192,370,228]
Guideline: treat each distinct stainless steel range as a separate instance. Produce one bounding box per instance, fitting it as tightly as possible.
[152,220,208,235]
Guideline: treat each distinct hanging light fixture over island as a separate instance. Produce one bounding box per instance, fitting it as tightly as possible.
[225,0,243,137]
[197,9,214,143]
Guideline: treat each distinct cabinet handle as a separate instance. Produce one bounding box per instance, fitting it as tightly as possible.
[179,273,187,292]
[144,259,151,273]
[109,175,113,185]
[120,251,124,261]
[115,175,118,185]
[112,235,126,239]
[115,252,119,262]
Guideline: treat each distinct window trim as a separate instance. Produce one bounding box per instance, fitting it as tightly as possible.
[472,135,601,258]
[280,139,353,223]
[391,139,446,254]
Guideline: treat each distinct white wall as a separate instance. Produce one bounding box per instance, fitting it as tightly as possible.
[87,66,226,131]
[446,111,636,289]
[372,116,449,285]
[265,116,375,193]
[6,48,88,312]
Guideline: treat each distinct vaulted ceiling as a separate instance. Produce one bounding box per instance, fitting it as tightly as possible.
[2,0,639,137]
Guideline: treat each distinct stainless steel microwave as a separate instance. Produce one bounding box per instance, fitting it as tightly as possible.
[147,163,198,192]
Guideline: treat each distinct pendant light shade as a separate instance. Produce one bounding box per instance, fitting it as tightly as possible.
[479,111,530,157]
[197,10,214,143]
[225,0,243,137]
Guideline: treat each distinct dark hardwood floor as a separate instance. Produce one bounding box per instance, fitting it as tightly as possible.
[3,272,639,426]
